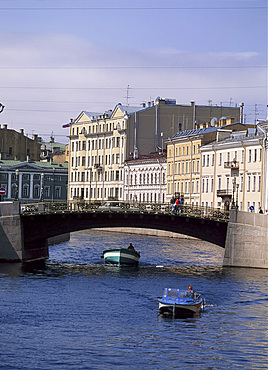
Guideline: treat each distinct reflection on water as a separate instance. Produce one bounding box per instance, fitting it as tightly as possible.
[0,229,267,370]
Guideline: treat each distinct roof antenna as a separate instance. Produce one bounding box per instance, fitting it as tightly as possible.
[125,85,133,106]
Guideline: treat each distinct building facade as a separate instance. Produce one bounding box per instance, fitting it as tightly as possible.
[124,153,167,203]
[0,124,41,161]
[166,127,217,205]
[68,97,241,201]
[0,160,68,202]
[200,127,265,212]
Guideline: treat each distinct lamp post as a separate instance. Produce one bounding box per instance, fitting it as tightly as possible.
[231,177,236,209]
[40,173,44,202]
[15,169,19,201]
[236,183,239,209]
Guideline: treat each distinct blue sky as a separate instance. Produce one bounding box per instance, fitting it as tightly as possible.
[0,0,267,142]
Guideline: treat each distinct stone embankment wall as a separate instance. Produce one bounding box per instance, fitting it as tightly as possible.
[224,210,268,268]
[0,202,23,261]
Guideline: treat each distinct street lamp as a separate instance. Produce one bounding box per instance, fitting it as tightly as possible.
[15,169,19,201]
[231,177,236,209]
[236,183,239,209]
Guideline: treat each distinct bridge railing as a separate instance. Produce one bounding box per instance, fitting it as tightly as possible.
[20,201,229,222]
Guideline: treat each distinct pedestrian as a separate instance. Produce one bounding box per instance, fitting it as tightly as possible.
[170,195,175,213]
[258,207,264,214]
[175,197,180,213]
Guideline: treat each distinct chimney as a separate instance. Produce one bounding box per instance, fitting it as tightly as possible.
[33,134,38,141]
[3,124,7,129]
[239,103,244,124]
[20,129,24,135]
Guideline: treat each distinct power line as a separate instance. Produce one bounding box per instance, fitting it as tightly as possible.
[1,6,266,10]
[0,85,266,90]
[0,66,266,69]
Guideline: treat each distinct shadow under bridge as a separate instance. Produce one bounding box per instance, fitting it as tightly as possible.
[21,202,229,253]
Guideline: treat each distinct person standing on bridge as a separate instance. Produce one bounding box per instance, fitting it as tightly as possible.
[170,196,176,213]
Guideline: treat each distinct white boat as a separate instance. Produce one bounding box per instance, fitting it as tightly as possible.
[101,246,140,265]
[158,288,204,317]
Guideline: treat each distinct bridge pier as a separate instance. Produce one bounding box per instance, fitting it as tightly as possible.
[0,202,23,261]
[224,210,268,268]
[0,202,49,262]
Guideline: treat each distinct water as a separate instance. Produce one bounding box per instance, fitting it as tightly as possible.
[0,230,267,369]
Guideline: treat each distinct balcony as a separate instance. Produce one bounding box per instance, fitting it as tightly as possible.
[224,160,239,169]
[217,189,232,197]
[94,164,102,171]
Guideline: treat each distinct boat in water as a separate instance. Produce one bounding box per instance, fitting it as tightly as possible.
[158,287,204,318]
[101,244,140,265]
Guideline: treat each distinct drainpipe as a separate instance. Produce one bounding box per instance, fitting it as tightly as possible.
[134,112,138,159]
[155,102,160,151]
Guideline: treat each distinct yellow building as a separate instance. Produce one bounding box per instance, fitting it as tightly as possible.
[167,127,218,205]
[166,123,252,206]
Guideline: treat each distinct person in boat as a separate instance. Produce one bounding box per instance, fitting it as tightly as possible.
[186,285,198,299]
[128,243,135,250]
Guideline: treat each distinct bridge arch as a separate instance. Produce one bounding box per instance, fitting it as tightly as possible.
[21,211,228,261]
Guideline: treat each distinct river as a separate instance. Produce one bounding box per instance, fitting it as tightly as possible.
[0,229,267,369]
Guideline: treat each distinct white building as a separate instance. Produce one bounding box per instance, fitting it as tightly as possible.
[200,127,265,212]
[124,153,167,203]
[257,120,268,212]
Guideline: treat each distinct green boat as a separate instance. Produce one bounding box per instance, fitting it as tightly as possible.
[102,246,140,265]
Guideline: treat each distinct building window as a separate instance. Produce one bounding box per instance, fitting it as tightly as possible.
[202,155,205,167]
[44,186,50,197]
[258,175,261,192]
[247,176,250,191]
[34,185,40,198]
[253,176,256,191]
[206,155,209,167]
[218,177,221,190]
[23,185,29,197]
[254,149,257,162]
[248,150,251,163]
[55,186,61,198]
[219,153,222,166]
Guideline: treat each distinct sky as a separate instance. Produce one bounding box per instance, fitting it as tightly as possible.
[0,0,267,143]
